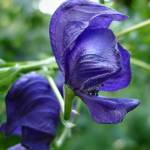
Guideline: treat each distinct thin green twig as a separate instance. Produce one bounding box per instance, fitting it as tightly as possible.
[0,57,57,73]
[48,76,65,113]
[131,58,150,72]
[19,57,57,72]
[73,98,82,122]
[117,19,150,37]
[55,98,81,149]
[55,128,71,148]
[48,76,75,126]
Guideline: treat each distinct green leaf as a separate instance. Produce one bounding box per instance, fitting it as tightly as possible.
[0,67,19,94]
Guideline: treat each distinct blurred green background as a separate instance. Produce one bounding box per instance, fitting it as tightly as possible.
[0,0,150,149]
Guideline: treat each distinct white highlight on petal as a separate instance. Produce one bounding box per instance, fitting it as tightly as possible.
[38,0,99,14]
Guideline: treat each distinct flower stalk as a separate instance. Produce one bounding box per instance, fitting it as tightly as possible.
[0,57,57,74]
[19,57,57,72]
[48,76,65,113]
[131,58,150,72]
[117,19,150,37]
[55,128,71,148]
[55,98,81,149]
[64,85,75,120]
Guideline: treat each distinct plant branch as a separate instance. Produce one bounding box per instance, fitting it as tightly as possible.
[0,57,57,73]
[55,128,70,148]
[48,76,65,113]
[19,57,57,72]
[131,58,150,72]
[55,98,81,149]
[117,19,150,37]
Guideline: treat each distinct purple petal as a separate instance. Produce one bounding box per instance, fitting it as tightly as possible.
[55,71,65,96]
[76,91,140,124]
[100,44,131,91]
[8,144,26,150]
[22,126,52,150]
[0,73,60,149]
[67,28,121,91]
[49,0,127,72]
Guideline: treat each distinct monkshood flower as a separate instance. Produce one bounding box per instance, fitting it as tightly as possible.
[8,144,26,150]
[49,0,140,124]
[0,73,60,150]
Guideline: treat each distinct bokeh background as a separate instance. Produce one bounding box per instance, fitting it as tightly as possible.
[0,0,150,150]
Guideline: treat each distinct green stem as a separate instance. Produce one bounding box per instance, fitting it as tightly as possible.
[55,128,70,148]
[131,58,150,72]
[64,85,75,120]
[47,77,75,129]
[117,19,150,37]
[19,57,57,72]
[55,98,81,149]
[73,98,82,122]
[0,57,57,73]
[48,76,65,113]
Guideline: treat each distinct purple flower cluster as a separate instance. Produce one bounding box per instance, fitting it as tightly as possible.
[49,0,139,124]
[0,0,140,149]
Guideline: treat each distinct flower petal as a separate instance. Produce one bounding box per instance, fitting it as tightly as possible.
[55,71,65,96]
[76,91,140,124]
[8,144,26,150]
[49,0,127,72]
[0,73,60,149]
[22,126,52,150]
[100,44,131,91]
[67,28,121,91]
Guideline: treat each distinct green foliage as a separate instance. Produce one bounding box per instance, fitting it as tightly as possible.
[0,67,19,94]
[0,0,50,61]
[0,134,20,150]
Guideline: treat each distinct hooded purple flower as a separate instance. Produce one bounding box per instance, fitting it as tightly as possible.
[0,72,60,150]
[8,144,26,150]
[49,0,140,124]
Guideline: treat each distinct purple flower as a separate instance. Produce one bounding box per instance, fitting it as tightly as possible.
[0,73,60,150]
[49,0,140,124]
[8,144,26,150]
